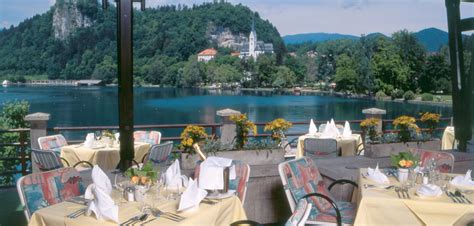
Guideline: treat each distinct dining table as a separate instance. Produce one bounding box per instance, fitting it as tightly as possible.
[60,141,151,170]
[296,133,363,158]
[354,168,474,226]
[28,184,247,226]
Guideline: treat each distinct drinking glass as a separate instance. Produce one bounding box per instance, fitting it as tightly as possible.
[94,131,102,141]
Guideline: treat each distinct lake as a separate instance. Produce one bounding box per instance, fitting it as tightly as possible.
[0,86,452,138]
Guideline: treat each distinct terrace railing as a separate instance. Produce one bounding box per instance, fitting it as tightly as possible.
[0,128,30,188]
[0,115,450,188]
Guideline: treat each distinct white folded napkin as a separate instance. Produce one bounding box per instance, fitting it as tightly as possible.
[165,160,188,188]
[366,164,389,184]
[416,184,442,197]
[84,133,95,148]
[330,119,340,136]
[178,178,208,212]
[84,166,118,223]
[308,119,317,135]
[114,133,120,141]
[198,157,236,190]
[342,121,352,138]
[450,169,474,187]
[321,119,339,138]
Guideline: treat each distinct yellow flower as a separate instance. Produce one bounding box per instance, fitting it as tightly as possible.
[399,159,407,167]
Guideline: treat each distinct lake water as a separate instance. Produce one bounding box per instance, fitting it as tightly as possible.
[0,86,452,138]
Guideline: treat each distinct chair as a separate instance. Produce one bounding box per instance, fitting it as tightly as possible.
[303,138,340,157]
[16,167,85,221]
[142,141,174,165]
[133,131,161,145]
[31,149,93,171]
[409,149,455,173]
[278,157,358,226]
[194,160,250,205]
[38,134,68,153]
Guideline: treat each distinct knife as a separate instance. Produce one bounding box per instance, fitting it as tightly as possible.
[446,191,457,203]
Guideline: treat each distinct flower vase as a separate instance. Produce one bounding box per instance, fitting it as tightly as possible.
[134,185,149,202]
[398,168,409,182]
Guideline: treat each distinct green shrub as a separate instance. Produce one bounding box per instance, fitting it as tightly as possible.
[375,91,387,100]
[403,91,416,101]
[391,89,404,99]
[421,93,434,101]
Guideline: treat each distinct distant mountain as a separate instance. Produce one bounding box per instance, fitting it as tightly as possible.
[282,33,358,44]
[283,28,449,52]
[414,28,448,52]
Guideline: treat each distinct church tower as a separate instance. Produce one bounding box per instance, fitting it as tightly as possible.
[249,17,257,58]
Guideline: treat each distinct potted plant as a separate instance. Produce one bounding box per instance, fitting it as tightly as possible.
[393,116,420,143]
[360,118,381,143]
[390,152,418,182]
[420,112,441,137]
[230,114,257,149]
[124,162,157,201]
[264,118,292,144]
[178,125,208,153]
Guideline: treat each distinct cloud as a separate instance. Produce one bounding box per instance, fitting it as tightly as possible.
[1,20,10,28]
[338,0,369,9]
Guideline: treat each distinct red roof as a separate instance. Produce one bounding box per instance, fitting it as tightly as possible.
[198,48,218,56]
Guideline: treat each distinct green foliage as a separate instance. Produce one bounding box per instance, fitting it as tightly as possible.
[403,90,416,101]
[421,93,434,101]
[0,101,30,186]
[334,53,358,92]
[391,89,404,99]
[375,91,387,100]
[272,66,296,88]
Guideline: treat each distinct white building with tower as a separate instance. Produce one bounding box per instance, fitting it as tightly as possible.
[239,20,273,60]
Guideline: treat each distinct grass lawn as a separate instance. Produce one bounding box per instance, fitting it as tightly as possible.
[0,188,27,226]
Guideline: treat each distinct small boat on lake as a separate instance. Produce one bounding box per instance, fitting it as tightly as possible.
[2,80,10,87]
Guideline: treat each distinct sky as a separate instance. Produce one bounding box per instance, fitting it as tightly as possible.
[1,0,473,36]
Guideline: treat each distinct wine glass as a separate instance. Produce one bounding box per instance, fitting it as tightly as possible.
[94,131,102,141]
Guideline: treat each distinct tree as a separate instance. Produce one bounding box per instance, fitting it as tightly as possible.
[419,54,450,93]
[334,54,358,92]
[179,56,203,87]
[92,55,117,84]
[272,66,296,88]
[256,55,276,87]
[392,30,426,91]
[371,39,410,92]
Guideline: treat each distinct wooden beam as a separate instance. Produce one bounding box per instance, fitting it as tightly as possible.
[117,0,135,170]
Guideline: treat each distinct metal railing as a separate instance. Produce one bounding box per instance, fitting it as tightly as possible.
[0,128,30,188]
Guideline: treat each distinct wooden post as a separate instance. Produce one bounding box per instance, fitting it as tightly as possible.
[19,131,27,175]
[116,0,135,171]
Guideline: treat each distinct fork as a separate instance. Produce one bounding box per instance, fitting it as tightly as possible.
[152,209,185,222]
[395,187,402,198]
[120,213,147,226]
[66,208,86,218]
[403,188,410,199]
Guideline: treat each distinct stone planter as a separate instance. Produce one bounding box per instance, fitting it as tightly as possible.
[364,140,441,158]
[180,148,285,170]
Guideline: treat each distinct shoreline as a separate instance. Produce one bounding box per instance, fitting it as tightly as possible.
[2,84,452,107]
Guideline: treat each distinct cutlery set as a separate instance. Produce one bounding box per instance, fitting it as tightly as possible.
[446,190,472,204]
[395,187,410,199]
[120,208,186,225]
[66,208,87,219]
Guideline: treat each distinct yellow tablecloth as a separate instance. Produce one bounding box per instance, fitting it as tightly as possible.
[61,142,151,170]
[29,194,247,226]
[442,126,456,150]
[354,168,474,226]
[296,134,363,158]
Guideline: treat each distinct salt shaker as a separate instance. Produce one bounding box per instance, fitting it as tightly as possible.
[415,172,424,184]
[124,187,135,202]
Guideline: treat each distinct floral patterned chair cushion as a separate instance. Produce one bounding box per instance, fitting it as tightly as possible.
[279,157,356,225]
[31,149,64,171]
[410,149,455,173]
[194,160,250,204]
[38,135,68,153]
[285,199,312,226]
[134,131,161,145]
[17,167,85,219]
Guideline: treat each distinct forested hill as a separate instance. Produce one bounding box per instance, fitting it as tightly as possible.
[0,1,285,82]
